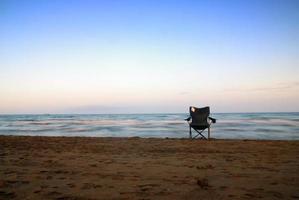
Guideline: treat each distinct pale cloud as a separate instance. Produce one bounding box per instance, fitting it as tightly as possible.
[223,81,299,93]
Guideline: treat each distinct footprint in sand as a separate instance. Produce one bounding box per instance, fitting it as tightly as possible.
[219,186,228,190]
[47,191,62,196]
[138,184,160,192]
[34,190,41,194]
[67,183,75,188]
[196,164,214,170]
[196,178,210,189]
[0,191,16,199]
[81,183,102,189]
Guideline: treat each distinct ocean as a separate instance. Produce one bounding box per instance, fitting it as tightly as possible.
[0,113,298,140]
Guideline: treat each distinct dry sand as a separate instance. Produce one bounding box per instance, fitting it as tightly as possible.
[0,136,299,200]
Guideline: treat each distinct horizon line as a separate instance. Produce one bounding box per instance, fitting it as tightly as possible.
[1,111,299,115]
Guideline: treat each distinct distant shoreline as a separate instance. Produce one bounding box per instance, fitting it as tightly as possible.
[1,135,299,141]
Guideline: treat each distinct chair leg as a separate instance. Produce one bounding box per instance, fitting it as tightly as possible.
[192,128,207,140]
[208,127,210,140]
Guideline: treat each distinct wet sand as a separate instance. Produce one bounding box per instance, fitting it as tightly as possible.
[0,136,299,199]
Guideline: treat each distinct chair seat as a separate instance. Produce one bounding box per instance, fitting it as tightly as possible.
[190,124,209,130]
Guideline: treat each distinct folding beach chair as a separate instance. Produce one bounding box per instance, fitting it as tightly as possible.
[185,106,216,140]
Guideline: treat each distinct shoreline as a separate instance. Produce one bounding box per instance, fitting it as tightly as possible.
[1,135,299,199]
[1,134,299,141]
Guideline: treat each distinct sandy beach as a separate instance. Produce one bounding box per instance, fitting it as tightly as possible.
[0,136,298,199]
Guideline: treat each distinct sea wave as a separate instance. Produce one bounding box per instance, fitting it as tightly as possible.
[0,113,298,140]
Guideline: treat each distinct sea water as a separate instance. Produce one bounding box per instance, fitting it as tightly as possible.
[0,113,298,140]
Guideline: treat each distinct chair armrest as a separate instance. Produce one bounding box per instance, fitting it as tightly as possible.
[184,116,191,121]
[208,117,216,123]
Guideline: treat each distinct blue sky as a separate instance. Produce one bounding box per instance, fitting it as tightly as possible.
[0,0,299,113]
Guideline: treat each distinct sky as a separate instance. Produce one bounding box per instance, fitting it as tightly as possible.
[0,0,299,114]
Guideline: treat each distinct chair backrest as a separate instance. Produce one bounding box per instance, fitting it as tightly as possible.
[189,106,210,126]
